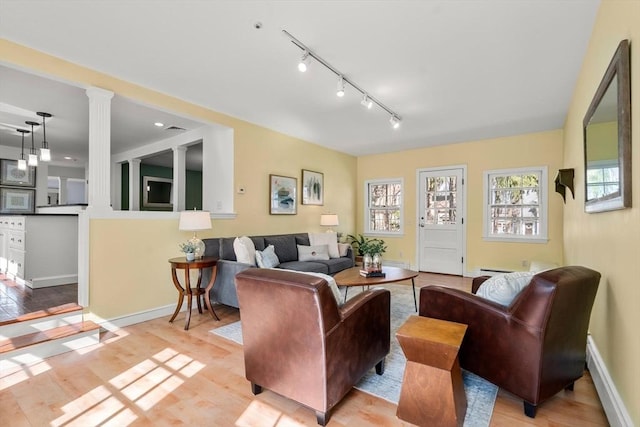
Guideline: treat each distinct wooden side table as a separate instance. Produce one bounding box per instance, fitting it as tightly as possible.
[396,315,468,427]
[168,256,219,330]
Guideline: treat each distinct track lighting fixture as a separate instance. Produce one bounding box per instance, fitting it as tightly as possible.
[389,115,401,129]
[283,29,402,128]
[37,112,52,162]
[298,51,309,72]
[26,121,39,167]
[17,129,29,171]
[336,76,345,97]
[361,94,373,109]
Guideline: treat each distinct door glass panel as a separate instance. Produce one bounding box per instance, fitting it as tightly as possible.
[424,175,457,225]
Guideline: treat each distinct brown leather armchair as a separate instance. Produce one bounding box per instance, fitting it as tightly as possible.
[235,268,391,426]
[419,266,600,418]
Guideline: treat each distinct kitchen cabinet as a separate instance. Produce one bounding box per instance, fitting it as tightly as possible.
[0,215,78,288]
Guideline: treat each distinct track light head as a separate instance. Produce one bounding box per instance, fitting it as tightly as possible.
[336,76,345,97]
[361,94,373,109]
[390,115,401,129]
[298,51,309,72]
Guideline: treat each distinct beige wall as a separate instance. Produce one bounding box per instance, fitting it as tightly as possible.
[357,130,565,273]
[0,40,357,320]
[563,1,640,424]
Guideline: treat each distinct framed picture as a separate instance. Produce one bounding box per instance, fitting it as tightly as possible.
[302,169,323,205]
[0,159,36,187]
[270,174,297,215]
[0,187,35,213]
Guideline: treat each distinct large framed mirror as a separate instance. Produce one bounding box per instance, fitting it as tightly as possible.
[583,39,631,213]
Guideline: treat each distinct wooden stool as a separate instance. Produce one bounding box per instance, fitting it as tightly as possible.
[396,315,468,427]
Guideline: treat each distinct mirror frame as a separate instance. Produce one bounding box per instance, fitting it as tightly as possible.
[583,39,631,213]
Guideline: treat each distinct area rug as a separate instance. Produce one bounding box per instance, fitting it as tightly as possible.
[211,283,498,427]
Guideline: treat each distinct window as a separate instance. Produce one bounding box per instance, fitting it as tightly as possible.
[483,167,548,243]
[365,179,403,235]
[586,160,619,200]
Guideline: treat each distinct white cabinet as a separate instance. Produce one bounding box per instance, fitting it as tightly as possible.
[0,215,78,288]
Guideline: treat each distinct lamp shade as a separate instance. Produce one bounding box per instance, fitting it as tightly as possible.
[179,210,212,231]
[320,214,339,227]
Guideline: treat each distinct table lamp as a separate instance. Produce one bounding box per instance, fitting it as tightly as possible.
[179,210,211,259]
[320,213,339,233]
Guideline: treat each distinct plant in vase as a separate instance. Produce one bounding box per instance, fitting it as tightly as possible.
[347,234,386,271]
[179,241,197,261]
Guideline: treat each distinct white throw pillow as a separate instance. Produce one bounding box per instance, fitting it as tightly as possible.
[255,245,280,268]
[309,232,340,258]
[476,271,536,306]
[297,244,330,261]
[338,243,351,257]
[233,236,256,265]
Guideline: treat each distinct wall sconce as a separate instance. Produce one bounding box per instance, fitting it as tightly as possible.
[554,168,575,203]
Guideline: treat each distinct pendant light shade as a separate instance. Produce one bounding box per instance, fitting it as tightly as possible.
[37,112,52,162]
[26,121,39,167]
[16,129,29,171]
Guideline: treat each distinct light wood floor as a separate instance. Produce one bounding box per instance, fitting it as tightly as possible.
[0,273,609,426]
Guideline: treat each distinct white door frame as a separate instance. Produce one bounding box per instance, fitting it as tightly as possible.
[415,165,467,275]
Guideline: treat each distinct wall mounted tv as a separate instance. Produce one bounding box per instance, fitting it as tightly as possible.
[143,176,173,209]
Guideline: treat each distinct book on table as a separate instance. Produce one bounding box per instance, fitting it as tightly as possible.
[359,269,386,278]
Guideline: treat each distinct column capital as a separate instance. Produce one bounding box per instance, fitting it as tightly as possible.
[86,87,114,100]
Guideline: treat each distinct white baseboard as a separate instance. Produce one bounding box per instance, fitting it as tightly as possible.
[586,335,633,427]
[86,303,186,331]
[384,260,410,269]
[27,274,78,289]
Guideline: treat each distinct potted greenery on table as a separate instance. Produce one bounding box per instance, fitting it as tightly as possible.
[347,234,387,270]
[179,241,197,261]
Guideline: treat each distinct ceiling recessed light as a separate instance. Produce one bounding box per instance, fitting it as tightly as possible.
[154,122,164,127]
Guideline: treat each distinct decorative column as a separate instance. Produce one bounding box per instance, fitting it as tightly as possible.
[59,177,68,205]
[173,146,187,211]
[85,87,114,212]
[129,158,141,211]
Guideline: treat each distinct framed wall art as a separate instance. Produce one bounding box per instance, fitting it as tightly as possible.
[0,187,35,213]
[302,169,323,205]
[270,174,297,215]
[0,159,36,187]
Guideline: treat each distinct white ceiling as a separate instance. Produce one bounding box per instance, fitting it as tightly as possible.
[0,0,600,160]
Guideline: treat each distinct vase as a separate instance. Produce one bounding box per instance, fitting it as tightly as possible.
[372,253,382,272]
[363,254,373,271]
[185,252,195,262]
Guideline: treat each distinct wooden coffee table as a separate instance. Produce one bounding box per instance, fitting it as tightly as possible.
[333,266,419,310]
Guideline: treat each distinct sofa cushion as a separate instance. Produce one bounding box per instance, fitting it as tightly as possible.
[220,237,237,260]
[309,232,340,258]
[315,257,354,275]
[297,244,330,262]
[338,243,351,257]
[256,245,280,268]
[264,235,298,263]
[278,260,328,274]
[476,271,536,306]
[234,236,256,265]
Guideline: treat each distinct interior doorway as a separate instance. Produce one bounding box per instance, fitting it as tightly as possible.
[417,166,466,275]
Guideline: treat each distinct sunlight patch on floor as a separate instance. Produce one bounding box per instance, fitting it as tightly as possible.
[236,400,306,427]
[50,347,204,426]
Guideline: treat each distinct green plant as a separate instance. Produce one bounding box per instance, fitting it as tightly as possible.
[347,234,386,256]
[179,241,196,254]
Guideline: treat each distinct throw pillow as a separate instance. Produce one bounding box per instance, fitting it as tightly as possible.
[297,244,330,261]
[309,232,340,258]
[338,243,351,257]
[255,245,280,268]
[476,271,536,306]
[233,236,256,265]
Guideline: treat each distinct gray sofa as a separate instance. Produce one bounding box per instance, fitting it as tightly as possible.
[201,233,354,308]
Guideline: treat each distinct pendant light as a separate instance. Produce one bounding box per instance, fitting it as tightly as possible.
[16,129,29,170]
[37,112,52,162]
[25,121,39,167]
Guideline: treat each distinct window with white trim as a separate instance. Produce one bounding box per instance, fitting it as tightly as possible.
[365,179,403,235]
[483,167,548,242]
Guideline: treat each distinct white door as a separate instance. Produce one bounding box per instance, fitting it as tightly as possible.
[418,168,464,275]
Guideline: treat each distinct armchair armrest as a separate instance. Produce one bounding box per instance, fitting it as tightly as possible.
[471,275,491,294]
